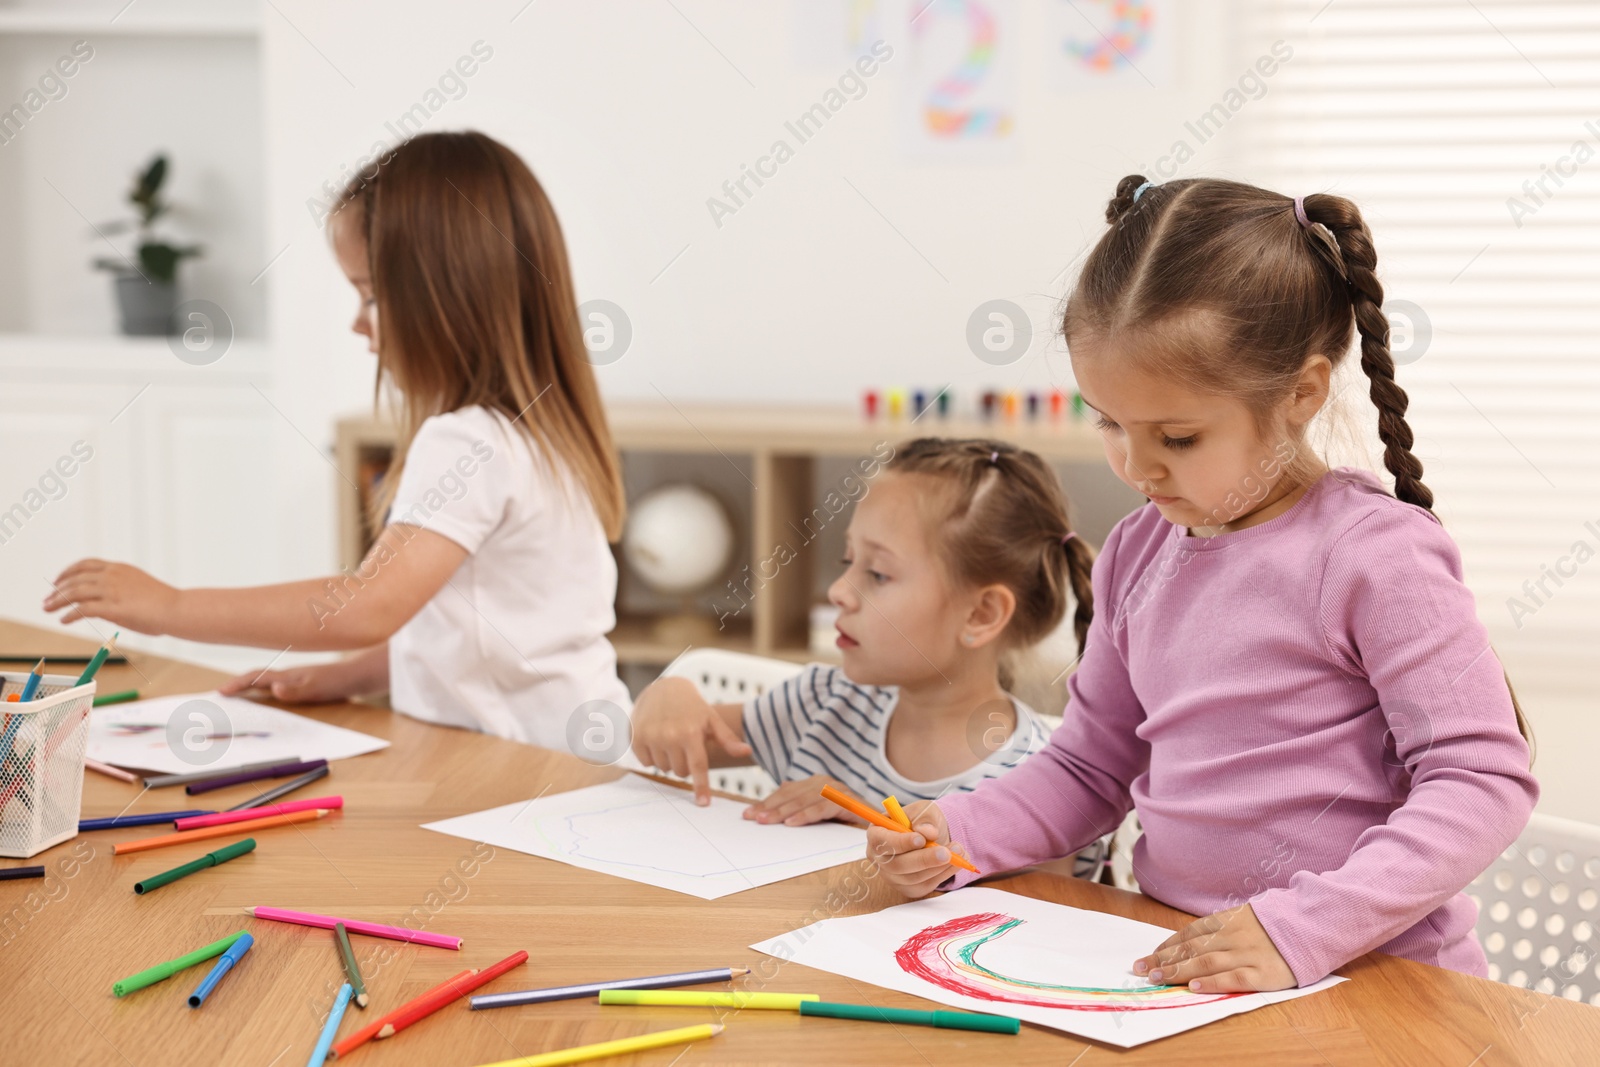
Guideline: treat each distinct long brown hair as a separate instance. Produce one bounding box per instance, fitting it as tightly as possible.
[1062,175,1532,756]
[332,130,625,541]
[890,438,1094,671]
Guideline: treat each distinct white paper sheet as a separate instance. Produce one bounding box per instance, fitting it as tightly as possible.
[420,774,867,899]
[86,692,389,773]
[750,886,1344,1048]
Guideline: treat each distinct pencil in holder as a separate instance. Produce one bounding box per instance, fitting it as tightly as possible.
[0,674,94,858]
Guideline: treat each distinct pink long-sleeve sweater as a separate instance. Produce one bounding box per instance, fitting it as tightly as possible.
[938,466,1538,986]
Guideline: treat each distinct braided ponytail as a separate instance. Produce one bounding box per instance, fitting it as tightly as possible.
[1297,194,1434,513]
[1061,535,1095,659]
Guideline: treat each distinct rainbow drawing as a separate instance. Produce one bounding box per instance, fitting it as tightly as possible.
[1063,0,1153,73]
[894,912,1240,1012]
[916,0,1012,139]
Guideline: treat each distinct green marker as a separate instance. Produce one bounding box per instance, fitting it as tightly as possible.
[334,921,370,1009]
[133,838,256,895]
[92,689,139,707]
[798,1000,1020,1034]
[113,929,247,997]
[76,632,119,687]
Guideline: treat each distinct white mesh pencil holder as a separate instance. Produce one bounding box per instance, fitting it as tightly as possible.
[1468,811,1600,1005]
[0,673,93,858]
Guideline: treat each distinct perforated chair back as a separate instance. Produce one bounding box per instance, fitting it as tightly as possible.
[658,649,800,800]
[1469,811,1600,1005]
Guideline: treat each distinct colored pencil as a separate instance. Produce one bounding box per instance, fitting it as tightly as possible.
[113,930,247,997]
[798,1000,1020,1033]
[883,795,911,829]
[599,990,817,1010]
[113,807,330,854]
[80,809,215,832]
[465,1024,722,1067]
[144,757,305,789]
[176,795,342,831]
[85,757,139,782]
[375,950,528,1038]
[0,865,45,881]
[186,758,327,795]
[92,689,139,707]
[0,713,21,758]
[187,932,253,1007]
[471,966,751,1009]
[18,659,44,701]
[309,982,354,1067]
[136,838,256,894]
[246,905,462,950]
[334,923,369,1009]
[821,785,980,874]
[75,633,118,686]
[226,765,329,810]
[329,968,474,1059]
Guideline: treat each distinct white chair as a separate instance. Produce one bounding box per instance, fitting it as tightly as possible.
[656,648,797,800]
[1469,811,1600,1005]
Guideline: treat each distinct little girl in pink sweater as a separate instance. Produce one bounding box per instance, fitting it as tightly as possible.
[869,176,1538,994]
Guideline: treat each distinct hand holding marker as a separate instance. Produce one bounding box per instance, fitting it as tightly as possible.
[819,785,979,874]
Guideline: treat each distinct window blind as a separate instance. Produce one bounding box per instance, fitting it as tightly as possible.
[1240,0,1600,708]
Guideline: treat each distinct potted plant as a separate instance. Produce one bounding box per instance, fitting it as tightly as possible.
[93,154,202,336]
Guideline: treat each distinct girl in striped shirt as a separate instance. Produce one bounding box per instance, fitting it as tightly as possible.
[630,437,1096,839]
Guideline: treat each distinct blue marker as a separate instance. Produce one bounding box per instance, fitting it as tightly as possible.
[188,932,253,1007]
[78,810,215,832]
[307,982,353,1066]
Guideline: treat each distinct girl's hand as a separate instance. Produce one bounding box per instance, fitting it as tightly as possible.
[865,800,958,898]
[743,776,865,827]
[44,559,180,633]
[1133,903,1296,993]
[219,663,358,705]
[630,677,752,805]
[219,644,390,705]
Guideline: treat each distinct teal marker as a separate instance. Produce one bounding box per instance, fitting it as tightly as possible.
[798,1000,1020,1034]
[188,932,253,1007]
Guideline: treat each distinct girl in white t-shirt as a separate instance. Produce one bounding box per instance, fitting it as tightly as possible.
[43,130,631,747]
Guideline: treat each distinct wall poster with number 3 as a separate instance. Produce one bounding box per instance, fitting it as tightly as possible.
[903,0,1019,161]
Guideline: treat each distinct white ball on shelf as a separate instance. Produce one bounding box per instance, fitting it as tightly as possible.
[621,484,735,595]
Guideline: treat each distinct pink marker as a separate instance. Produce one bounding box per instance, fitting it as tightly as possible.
[175,795,344,831]
[246,906,463,950]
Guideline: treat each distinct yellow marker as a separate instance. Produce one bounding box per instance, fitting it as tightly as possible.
[468,1023,722,1067]
[599,990,818,1010]
[883,795,911,829]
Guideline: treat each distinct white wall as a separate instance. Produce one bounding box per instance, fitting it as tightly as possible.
[259,0,1250,586]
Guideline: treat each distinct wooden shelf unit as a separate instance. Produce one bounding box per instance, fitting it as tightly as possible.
[335,401,1107,670]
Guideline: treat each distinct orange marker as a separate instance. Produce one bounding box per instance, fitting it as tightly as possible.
[821,785,979,874]
[882,795,911,829]
[376,950,528,1039]
[112,807,330,854]
[331,968,475,1059]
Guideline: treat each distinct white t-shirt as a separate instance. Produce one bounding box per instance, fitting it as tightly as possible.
[385,405,631,749]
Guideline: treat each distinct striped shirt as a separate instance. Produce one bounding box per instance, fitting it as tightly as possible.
[742,662,1051,804]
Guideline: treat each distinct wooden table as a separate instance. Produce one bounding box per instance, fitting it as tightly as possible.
[2,621,1595,1066]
